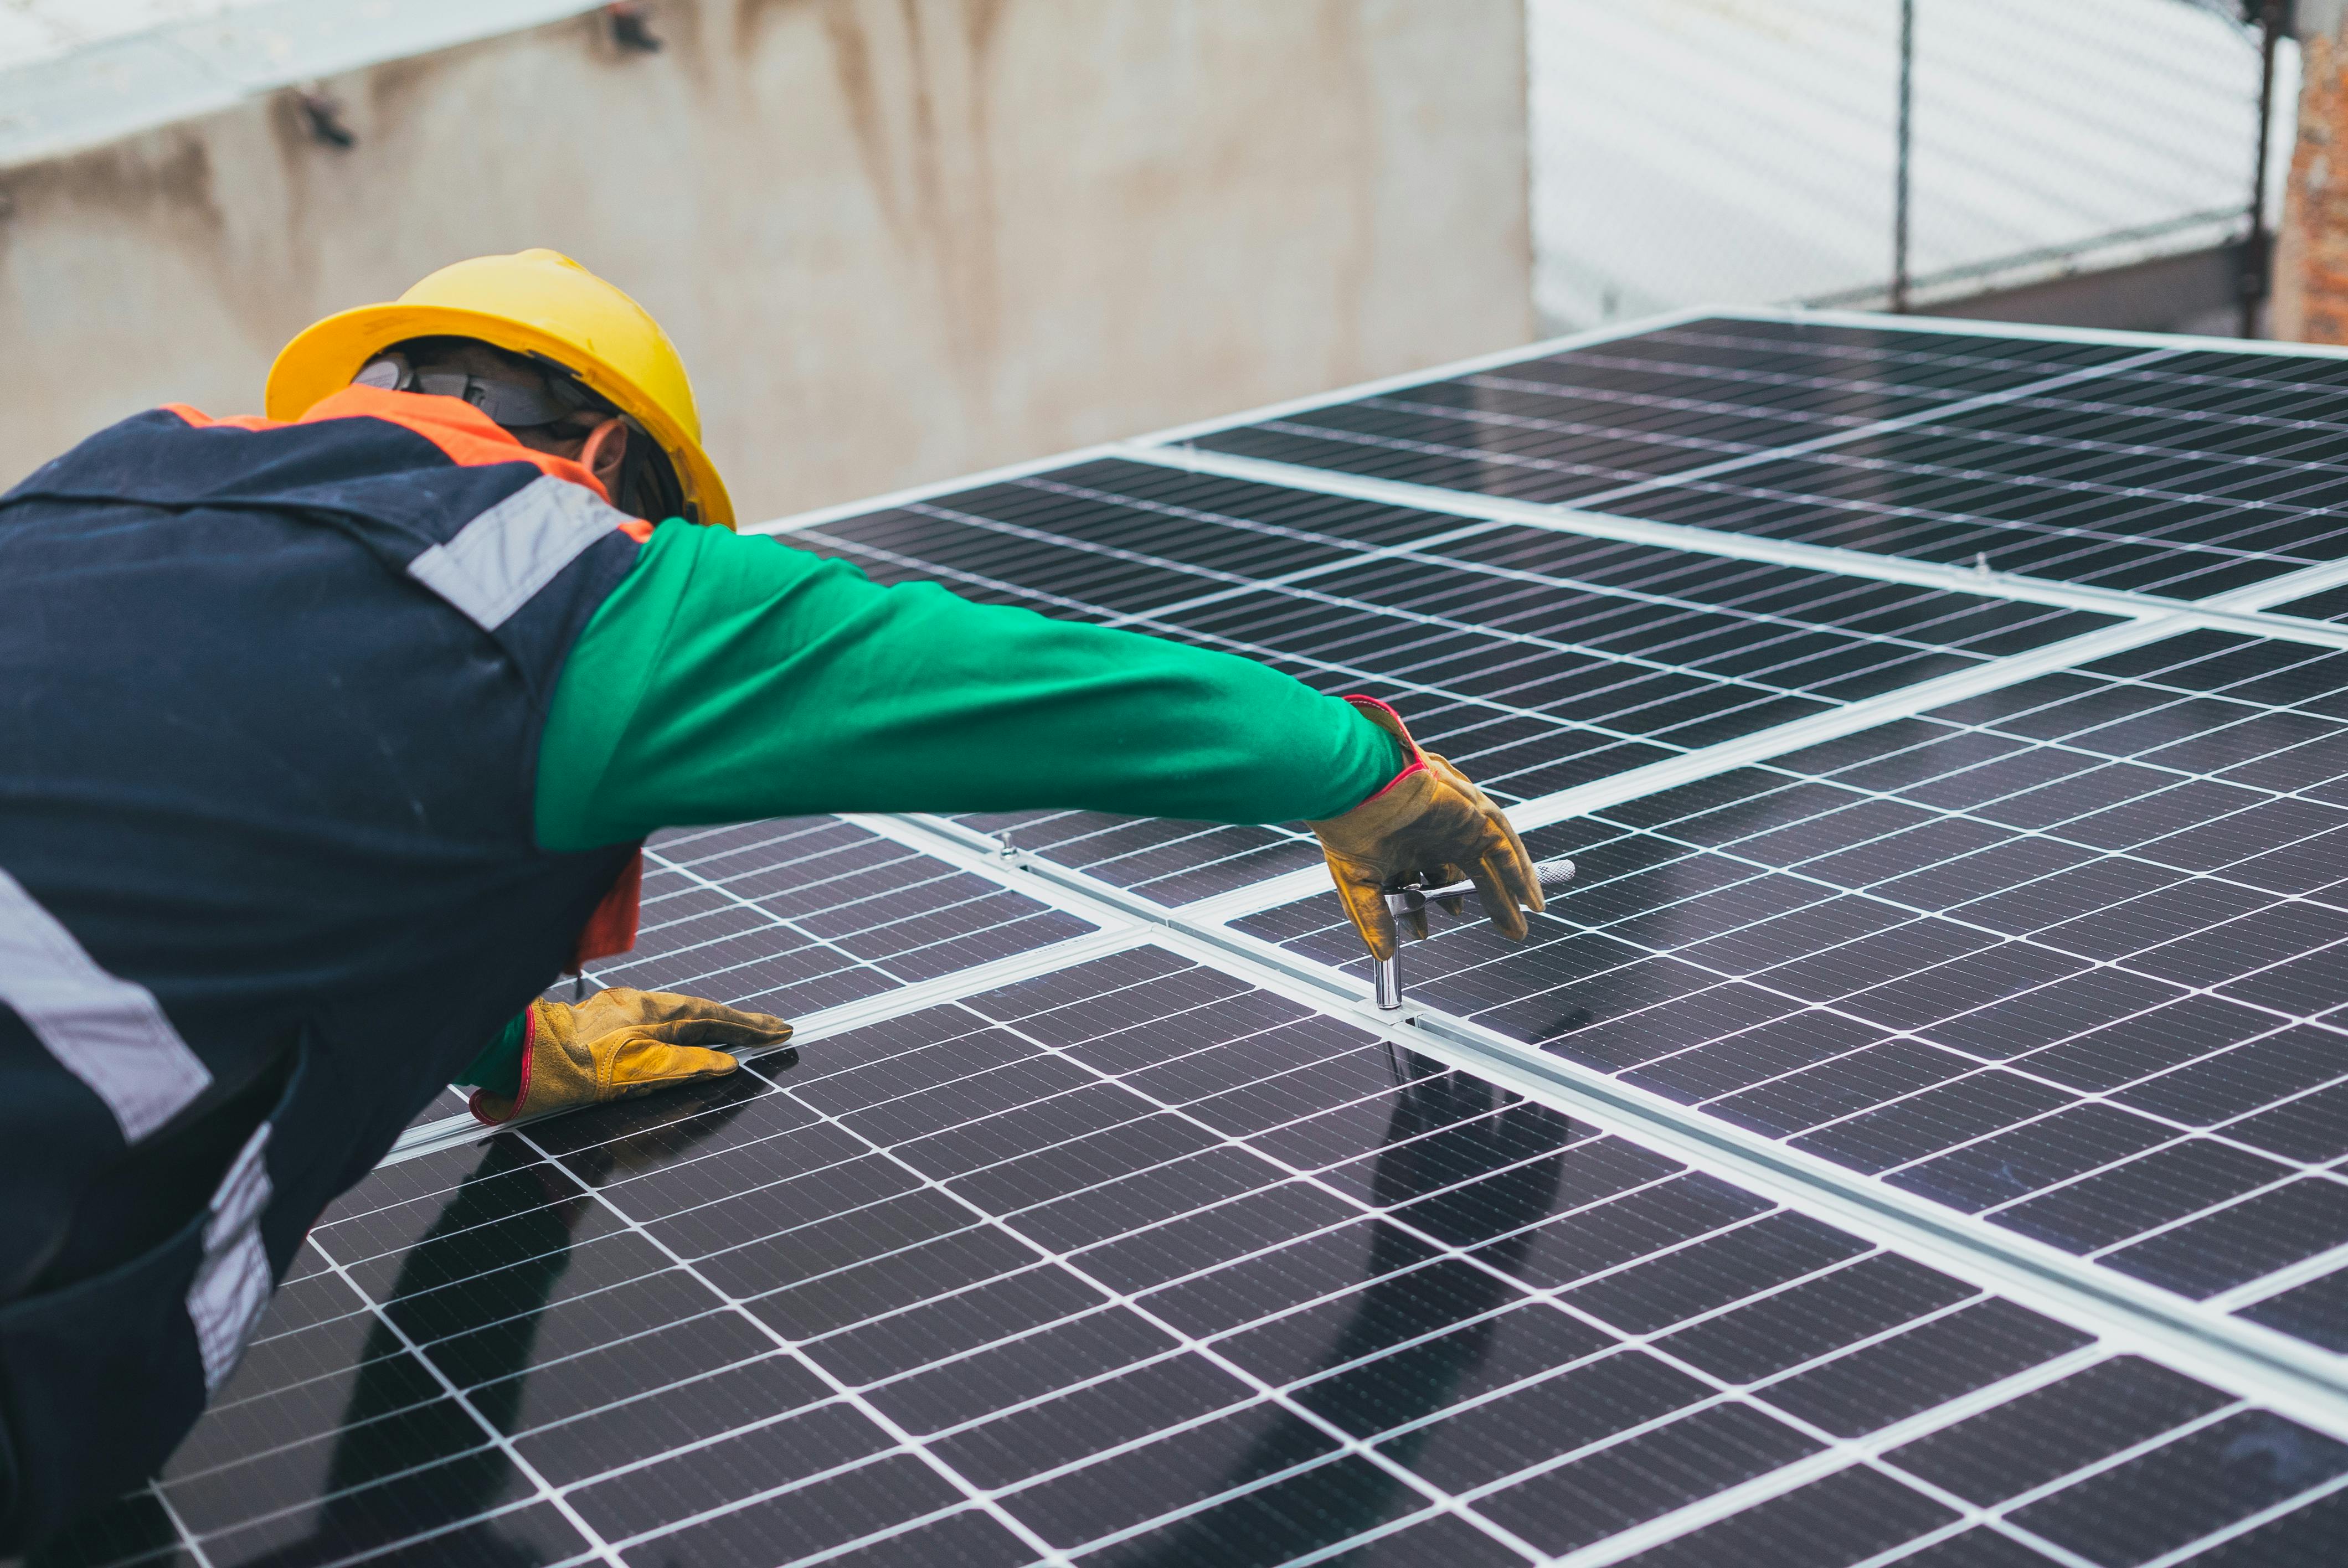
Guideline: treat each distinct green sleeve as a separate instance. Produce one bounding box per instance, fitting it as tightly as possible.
[533,521,1404,851]
[454,1012,528,1096]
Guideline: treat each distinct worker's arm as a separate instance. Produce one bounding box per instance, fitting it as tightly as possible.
[466,525,1533,1112]
[533,522,1407,848]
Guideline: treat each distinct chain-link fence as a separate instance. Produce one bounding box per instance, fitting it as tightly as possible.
[1530,0,2295,336]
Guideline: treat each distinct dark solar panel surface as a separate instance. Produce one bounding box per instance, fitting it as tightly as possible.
[797,457,2112,905]
[49,313,2348,1568]
[1238,629,2348,1344]
[1190,319,2348,601]
[41,947,2348,1568]
[1186,319,2149,506]
[399,819,1099,1136]
[2268,581,2348,623]
[603,818,1098,1013]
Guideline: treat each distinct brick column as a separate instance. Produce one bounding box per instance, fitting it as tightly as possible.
[2276,20,2348,341]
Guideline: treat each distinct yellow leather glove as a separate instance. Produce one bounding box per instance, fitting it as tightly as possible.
[468,989,792,1126]
[1306,697,1542,963]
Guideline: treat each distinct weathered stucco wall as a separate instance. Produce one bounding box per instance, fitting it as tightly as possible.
[0,0,1532,520]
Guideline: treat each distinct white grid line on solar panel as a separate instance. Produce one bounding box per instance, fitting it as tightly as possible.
[1124,312,2134,455]
[2208,1236,2348,1315]
[177,948,2348,1568]
[1158,321,2170,478]
[1180,611,2195,930]
[1456,357,2030,437]
[1180,548,2348,929]
[2134,1473,2348,1568]
[1594,437,2348,605]
[801,532,2129,910]
[868,798,2348,1455]
[336,1098,1094,1559]
[105,1483,207,1568]
[985,467,2110,666]
[1717,306,2348,365]
[792,529,2104,905]
[336,981,2131,1568]
[286,1220,634,1568]
[1114,442,2348,663]
[741,310,1743,543]
[1228,647,2348,1325]
[183,967,2019,1559]
[505,1007,1543,1565]
[380,816,1124,1164]
[800,487,2110,795]
[1350,387,2348,586]
[382,931,1150,1171]
[1172,544,2092,698]
[2270,579,2348,625]
[1377,353,2348,503]
[1177,334,2180,524]
[289,1199,1079,1568]
[1196,396,2337,608]
[603,824,1090,1007]
[1242,806,2348,1230]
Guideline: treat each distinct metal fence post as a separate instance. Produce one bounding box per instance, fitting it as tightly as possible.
[1893,0,1916,313]
[2243,0,2292,337]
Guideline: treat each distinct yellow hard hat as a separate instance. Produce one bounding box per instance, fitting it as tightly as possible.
[266,249,734,530]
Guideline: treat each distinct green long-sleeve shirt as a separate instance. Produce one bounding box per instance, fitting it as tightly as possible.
[535,520,1403,847]
[459,519,1402,1095]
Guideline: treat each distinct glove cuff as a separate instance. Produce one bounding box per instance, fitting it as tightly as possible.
[1330,695,1426,812]
[467,1002,546,1126]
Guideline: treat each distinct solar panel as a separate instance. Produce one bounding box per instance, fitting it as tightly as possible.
[1181,319,2348,602]
[45,943,2348,1568]
[794,457,2118,904]
[1183,320,2155,507]
[48,308,2348,1568]
[1233,626,2348,1347]
[393,817,1105,1152]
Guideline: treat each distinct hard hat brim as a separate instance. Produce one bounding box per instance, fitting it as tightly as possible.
[265,301,736,531]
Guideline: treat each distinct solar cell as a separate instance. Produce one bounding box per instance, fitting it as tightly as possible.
[1234,628,2348,1347]
[47,945,2347,1568]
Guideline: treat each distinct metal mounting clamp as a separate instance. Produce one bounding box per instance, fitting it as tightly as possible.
[1371,858,1578,1013]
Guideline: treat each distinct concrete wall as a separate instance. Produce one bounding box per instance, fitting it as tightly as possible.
[0,0,1533,520]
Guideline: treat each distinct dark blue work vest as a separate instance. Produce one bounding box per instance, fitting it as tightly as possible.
[0,391,645,1549]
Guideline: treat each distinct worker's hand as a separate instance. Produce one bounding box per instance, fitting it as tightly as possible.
[1306,697,1542,963]
[468,989,791,1126]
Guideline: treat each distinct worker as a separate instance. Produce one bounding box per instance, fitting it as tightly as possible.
[0,249,1540,1550]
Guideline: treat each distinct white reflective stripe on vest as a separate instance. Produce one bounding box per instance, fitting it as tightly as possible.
[187,1119,274,1391]
[0,864,212,1142]
[406,473,630,631]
